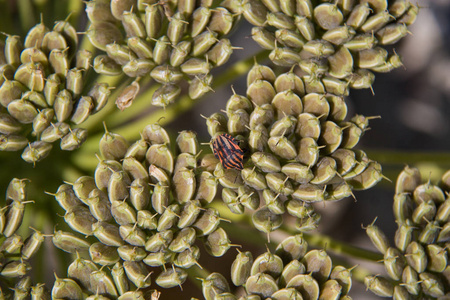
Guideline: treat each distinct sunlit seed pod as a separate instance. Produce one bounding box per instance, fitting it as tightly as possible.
[294,15,315,41]
[48,48,70,77]
[214,164,244,189]
[191,7,211,37]
[106,43,135,66]
[146,144,174,176]
[329,150,355,178]
[418,221,444,244]
[242,0,268,26]
[151,84,181,107]
[269,46,302,67]
[292,183,326,202]
[89,242,120,265]
[180,58,211,75]
[20,46,48,67]
[319,279,343,300]
[240,167,266,190]
[268,136,297,160]
[296,211,321,231]
[137,210,157,230]
[237,185,260,210]
[0,234,23,254]
[0,261,29,278]
[193,208,223,236]
[51,90,73,123]
[126,39,152,61]
[128,179,149,211]
[174,246,200,269]
[195,171,217,203]
[156,267,188,289]
[330,266,352,295]
[206,7,233,36]
[247,63,276,88]
[251,152,281,173]
[122,10,146,39]
[361,10,392,33]
[51,276,83,299]
[392,193,413,224]
[346,2,371,29]
[157,204,180,231]
[383,247,406,281]
[21,91,48,111]
[119,224,147,246]
[201,272,231,300]
[323,77,349,96]
[318,121,343,155]
[299,59,328,77]
[70,175,96,204]
[414,182,445,205]
[376,23,408,45]
[52,230,91,253]
[426,244,447,273]
[88,82,112,114]
[314,3,343,30]
[223,188,245,214]
[266,12,295,30]
[111,199,137,225]
[251,251,284,278]
[286,199,314,218]
[266,172,294,196]
[42,73,60,105]
[401,265,420,295]
[48,184,81,211]
[125,138,148,161]
[230,250,253,287]
[203,112,227,137]
[123,157,149,182]
[365,218,390,254]
[64,206,96,235]
[295,114,320,142]
[252,207,282,235]
[177,200,202,229]
[411,199,436,225]
[344,34,377,52]
[395,166,421,194]
[31,108,53,137]
[67,97,93,126]
[302,93,329,118]
[339,122,362,150]
[301,40,335,60]
[437,222,450,243]
[249,103,275,129]
[99,129,129,162]
[274,29,304,50]
[145,229,173,252]
[0,134,28,151]
[86,0,116,23]
[4,34,22,67]
[150,65,183,85]
[123,58,156,77]
[90,269,118,298]
[207,40,234,68]
[6,99,38,124]
[295,0,313,17]
[144,4,163,39]
[263,189,285,214]
[250,27,275,50]
[247,124,267,153]
[86,188,113,222]
[394,221,414,252]
[5,178,27,203]
[41,30,68,53]
[281,163,313,184]
[280,261,307,288]
[270,115,297,137]
[94,159,123,192]
[245,273,279,298]
[143,250,173,267]
[420,272,445,298]
[397,3,419,26]
[24,18,49,48]
[151,182,170,214]
[364,275,394,297]
[356,47,388,69]
[205,227,233,257]
[92,221,124,247]
[21,141,53,163]
[93,54,123,76]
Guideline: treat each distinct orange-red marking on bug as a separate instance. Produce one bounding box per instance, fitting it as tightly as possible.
[213,133,244,170]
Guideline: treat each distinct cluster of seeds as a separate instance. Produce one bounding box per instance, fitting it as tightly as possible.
[364,166,450,298]
[50,123,237,294]
[0,18,113,163]
[0,178,50,298]
[225,0,418,95]
[199,234,353,300]
[206,62,383,235]
[85,0,239,107]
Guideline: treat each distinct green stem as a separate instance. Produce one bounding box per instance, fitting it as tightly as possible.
[366,150,450,166]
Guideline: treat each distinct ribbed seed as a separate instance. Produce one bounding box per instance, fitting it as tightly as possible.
[111,262,129,296]
[21,141,52,163]
[111,199,136,225]
[364,275,394,297]
[64,206,96,235]
[67,255,98,291]
[7,99,38,124]
[365,218,390,254]
[156,267,187,289]
[90,270,118,298]
[89,242,120,265]
[92,221,124,247]
[51,277,83,299]
[52,230,91,253]
[123,261,151,288]
[119,224,147,246]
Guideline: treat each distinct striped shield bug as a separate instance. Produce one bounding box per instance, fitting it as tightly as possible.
[212,133,245,170]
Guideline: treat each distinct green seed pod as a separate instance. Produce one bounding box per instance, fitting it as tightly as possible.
[267,12,295,30]
[294,15,315,41]
[347,161,383,190]
[143,250,173,267]
[42,30,68,53]
[376,23,409,45]
[394,221,414,252]
[0,79,27,107]
[144,4,163,39]
[24,19,49,48]
[263,189,285,214]
[395,166,421,194]
[99,127,129,160]
[413,182,445,205]
[119,224,147,246]
[296,114,321,141]
[137,210,157,230]
[249,103,275,129]
[252,207,282,235]
[123,261,152,288]
[319,121,343,154]
[151,182,170,214]
[106,263,129,297]
[151,84,181,107]
[365,218,389,254]
[208,7,234,35]
[156,267,187,289]
[299,59,328,77]
[310,157,337,185]
[111,199,136,225]
[364,275,394,297]
[89,82,113,114]
[383,247,406,281]
[356,47,388,69]
[227,109,250,135]
[166,12,187,44]
[51,276,83,299]
[90,269,118,298]
[20,47,48,67]
[125,137,148,161]
[142,122,170,145]
[286,199,314,218]
[269,46,302,67]
[248,123,268,152]
[301,40,335,60]
[207,39,234,67]
[89,242,120,265]
[180,57,211,75]
[75,49,93,71]
[203,112,227,137]
[148,162,170,184]
[191,7,211,37]
[437,222,450,242]
[346,2,371,28]
[436,198,450,223]
[64,206,96,235]
[32,108,53,136]
[70,96,93,125]
[251,152,281,173]
[302,249,332,283]
[405,241,427,273]
[31,283,50,300]
[92,221,124,247]
[0,233,23,254]
[202,272,231,300]
[274,69,304,96]
[0,113,22,136]
[420,272,445,298]
[0,260,30,278]
[270,115,297,137]
[72,175,96,204]
[319,279,342,300]
[251,251,284,278]
[268,136,297,160]
[170,40,192,67]
[330,149,356,176]
[393,193,413,223]
[178,200,202,229]
[389,0,409,18]
[230,250,253,286]
[195,171,218,203]
[189,73,213,99]
[418,220,440,244]
[281,163,313,184]
[157,203,180,231]
[241,167,267,190]
[152,35,171,65]
[21,91,48,108]
[245,273,278,298]
[426,244,447,273]
[60,128,88,151]
[6,178,28,202]
[169,227,196,253]
[53,89,73,123]
[52,230,91,253]
[328,46,354,79]
[279,260,306,288]
[361,10,392,33]
[243,0,268,26]
[266,172,294,196]
[272,91,303,119]
[214,163,244,189]
[87,188,113,222]
[93,54,122,76]
[314,3,343,30]
[129,178,150,211]
[401,265,420,295]
[223,188,245,214]
[48,48,69,76]
[344,33,377,51]
[398,3,419,26]
[330,265,352,294]
[341,149,369,180]
[127,37,152,60]
[7,99,38,124]
[174,245,201,268]
[302,93,330,118]
[238,185,260,210]
[21,141,52,163]
[411,199,436,225]
[145,229,173,252]
[304,75,325,94]
[193,208,223,236]
[251,26,276,50]
[123,58,156,77]
[94,159,123,192]
[150,65,183,85]
[323,77,349,96]
[66,68,84,98]
[4,35,22,67]
[146,144,174,175]
[292,183,325,202]
[123,157,149,181]
[121,10,146,39]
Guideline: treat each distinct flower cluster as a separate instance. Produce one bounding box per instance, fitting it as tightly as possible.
[206,61,383,235]
[199,234,353,299]
[0,18,113,163]
[231,0,418,95]
[86,0,239,107]
[365,166,450,298]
